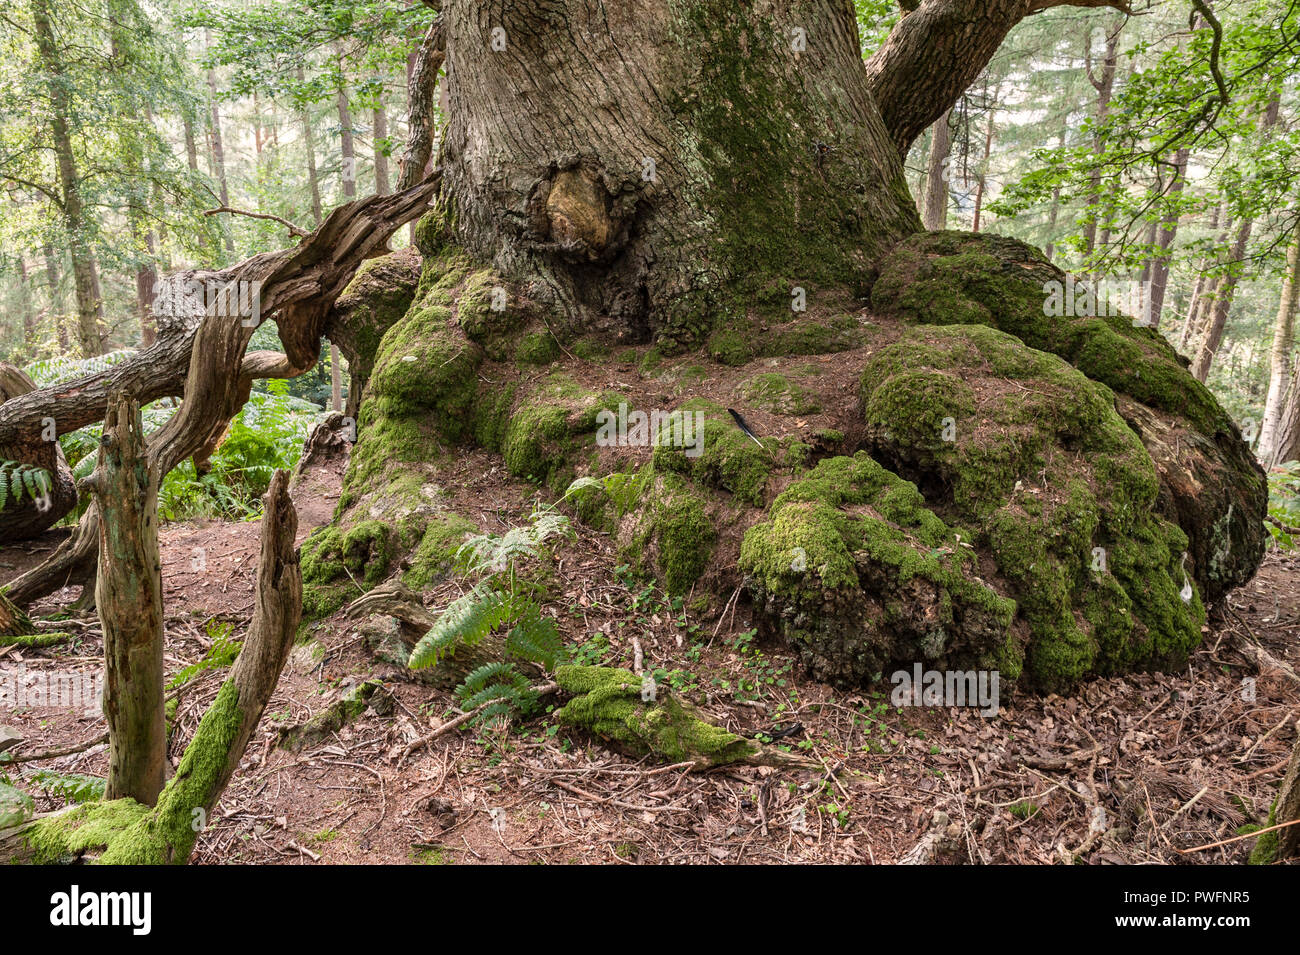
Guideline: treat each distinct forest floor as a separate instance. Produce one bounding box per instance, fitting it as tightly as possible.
[3,435,1299,865]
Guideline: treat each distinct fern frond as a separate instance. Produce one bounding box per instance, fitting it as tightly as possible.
[504,610,568,670]
[0,460,52,512]
[24,349,136,388]
[408,586,515,670]
[455,661,539,723]
[29,770,105,804]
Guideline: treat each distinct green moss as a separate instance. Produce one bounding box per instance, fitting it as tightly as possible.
[404,514,476,588]
[22,798,154,864]
[652,399,782,506]
[737,373,820,414]
[515,331,561,365]
[555,665,759,768]
[334,254,420,372]
[871,231,1229,435]
[653,485,716,595]
[368,314,481,438]
[855,323,1204,690]
[571,338,610,362]
[740,452,1018,686]
[500,380,620,495]
[24,678,250,864]
[1247,804,1280,865]
[299,520,398,620]
[706,315,867,367]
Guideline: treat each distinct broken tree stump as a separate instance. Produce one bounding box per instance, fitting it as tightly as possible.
[0,470,302,864]
[85,393,166,806]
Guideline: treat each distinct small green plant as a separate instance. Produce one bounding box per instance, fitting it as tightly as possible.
[0,780,34,827]
[0,460,52,512]
[1266,462,1300,549]
[29,770,106,804]
[1008,800,1040,820]
[168,621,241,690]
[408,507,573,726]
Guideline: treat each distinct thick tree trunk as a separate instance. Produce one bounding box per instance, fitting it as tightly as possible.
[88,394,166,806]
[440,0,920,347]
[921,109,952,230]
[1259,221,1300,461]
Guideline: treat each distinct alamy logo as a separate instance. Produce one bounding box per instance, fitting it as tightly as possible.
[890,664,1000,717]
[595,403,705,458]
[0,666,102,717]
[49,885,151,935]
[153,276,263,327]
[1042,276,1154,327]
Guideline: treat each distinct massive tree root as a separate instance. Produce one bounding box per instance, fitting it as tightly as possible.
[0,471,301,864]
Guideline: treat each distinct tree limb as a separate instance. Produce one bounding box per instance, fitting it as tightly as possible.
[202,205,308,238]
[865,0,1130,155]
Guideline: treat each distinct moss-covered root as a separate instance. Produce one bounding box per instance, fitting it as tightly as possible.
[276,680,393,753]
[8,472,303,865]
[554,665,813,770]
[740,453,1019,688]
[870,229,1267,603]
[1249,737,1300,864]
[0,631,72,648]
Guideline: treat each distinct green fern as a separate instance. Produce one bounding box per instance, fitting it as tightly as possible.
[408,585,515,670]
[505,611,568,670]
[29,770,105,804]
[24,349,136,388]
[0,460,52,512]
[455,662,539,726]
[411,507,575,728]
[457,512,572,574]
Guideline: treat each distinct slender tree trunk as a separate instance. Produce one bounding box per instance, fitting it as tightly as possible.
[1191,216,1254,382]
[1179,204,1225,352]
[921,109,951,230]
[297,66,325,229]
[335,46,357,203]
[1082,19,1120,259]
[88,394,166,806]
[30,0,106,357]
[971,94,997,233]
[17,257,36,349]
[205,29,234,256]
[1146,147,1190,329]
[1190,96,1280,380]
[1259,221,1300,460]
[182,115,199,172]
[399,16,445,242]
[373,84,391,196]
[40,242,69,352]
